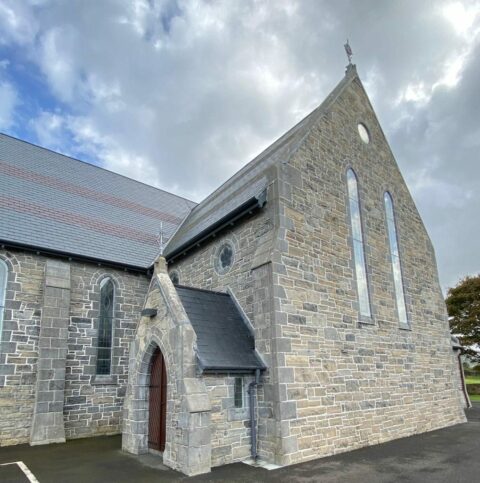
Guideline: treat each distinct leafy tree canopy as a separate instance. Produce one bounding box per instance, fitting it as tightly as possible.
[446,274,480,362]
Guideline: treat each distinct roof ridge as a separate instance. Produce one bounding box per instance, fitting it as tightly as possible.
[175,284,229,296]
[0,132,197,207]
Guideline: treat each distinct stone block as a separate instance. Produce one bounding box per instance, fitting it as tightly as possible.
[277,367,294,383]
[279,401,297,420]
[188,426,211,447]
[30,411,65,445]
[185,394,211,413]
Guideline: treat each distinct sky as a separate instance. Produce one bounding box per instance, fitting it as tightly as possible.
[0,0,479,291]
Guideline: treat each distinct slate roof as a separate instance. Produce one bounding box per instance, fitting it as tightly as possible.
[0,134,196,269]
[164,65,358,259]
[175,285,265,372]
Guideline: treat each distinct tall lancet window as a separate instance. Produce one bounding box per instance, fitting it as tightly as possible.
[346,169,371,318]
[96,278,114,375]
[384,192,409,327]
[0,260,7,338]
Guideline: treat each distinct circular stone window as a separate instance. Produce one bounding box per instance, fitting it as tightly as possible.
[357,123,370,144]
[169,270,179,285]
[215,242,235,275]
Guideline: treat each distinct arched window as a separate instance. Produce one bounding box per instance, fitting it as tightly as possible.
[384,192,409,327]
[96,278,114,375]
[346,169,371,318]
[0,260,7,338]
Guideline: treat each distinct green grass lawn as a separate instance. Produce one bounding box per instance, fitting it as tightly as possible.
[465,376,480,384]
[465,376,480,401]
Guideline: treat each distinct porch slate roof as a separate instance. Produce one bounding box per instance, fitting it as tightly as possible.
[175,285,265,373]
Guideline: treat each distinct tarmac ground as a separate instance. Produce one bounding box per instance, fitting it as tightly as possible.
[1,403,479,483]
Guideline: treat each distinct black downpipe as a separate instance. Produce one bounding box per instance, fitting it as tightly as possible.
[248,369,261,461]
[457,351,472,408]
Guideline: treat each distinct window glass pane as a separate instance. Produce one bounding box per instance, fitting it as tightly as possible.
[215,242,235,274]
[386,218,399,256]
[96,279,114,375]
[384,193,408,326]
[220,245,233,270]
[347,170,359,201]
[391,254,403,287]
[354,241,371,317]
[0,261,6,293]
[347,170,371,318]
[169,271,179,285]
[0,260,7,337]
[96,349,111,375]
[392,254,408,325]
[384,192,395,221]
[396,289,408,326]
[100,280,114,317]
[234,377,243,408]
[349,198,363,243]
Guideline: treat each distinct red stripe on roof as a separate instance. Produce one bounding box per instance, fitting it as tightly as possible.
[0,195,158,245]
[0,160,183,225]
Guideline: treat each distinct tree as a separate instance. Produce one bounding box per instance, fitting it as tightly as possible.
[446,275,480,363]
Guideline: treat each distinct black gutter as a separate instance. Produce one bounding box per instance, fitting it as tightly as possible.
[0,239,150,274]
[165,188,267,264]
[200,366,266,374]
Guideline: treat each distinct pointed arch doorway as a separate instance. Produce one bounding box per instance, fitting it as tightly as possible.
[148,346,167,452]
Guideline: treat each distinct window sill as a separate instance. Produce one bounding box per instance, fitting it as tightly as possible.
[358,315,375,326]
[227,407,249,421]
[91,375,118,386]
[398,324,412,331]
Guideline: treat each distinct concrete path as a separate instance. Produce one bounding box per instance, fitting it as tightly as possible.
[1,404,479,482]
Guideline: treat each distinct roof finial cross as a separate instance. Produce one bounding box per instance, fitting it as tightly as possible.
[344,39,353,65]
[156,222,165,256]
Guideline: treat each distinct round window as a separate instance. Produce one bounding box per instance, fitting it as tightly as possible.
[215,242,235,274]
[357,123,370,144]
[169,271,179,285]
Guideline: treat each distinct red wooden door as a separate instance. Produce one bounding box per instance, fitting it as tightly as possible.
[148,347,167,452]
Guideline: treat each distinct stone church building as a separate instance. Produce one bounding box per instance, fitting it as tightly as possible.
[0,66,469,476]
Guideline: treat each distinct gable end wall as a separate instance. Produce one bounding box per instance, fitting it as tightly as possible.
[272,75,466,465]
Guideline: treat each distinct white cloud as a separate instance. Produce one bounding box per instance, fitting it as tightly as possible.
[38,27,80,103]
[441,1,480,36]
[0,0,38,46]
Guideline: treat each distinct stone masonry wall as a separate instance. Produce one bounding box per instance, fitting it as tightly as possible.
[168,179,281,465]
[64,262,149,439]
[0,247,150,445]
[0,248,44,446]
[205,375,254,466]
[271,72,466,465]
